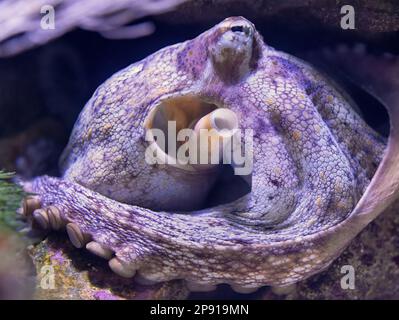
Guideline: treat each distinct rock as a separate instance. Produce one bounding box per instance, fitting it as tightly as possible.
[159,0,399,34]
[1,0,398,58]
[28,233,189,300]
[0,118,66,178]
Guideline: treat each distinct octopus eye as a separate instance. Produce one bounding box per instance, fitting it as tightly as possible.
[231,25,244,33]
[230,24,252,36]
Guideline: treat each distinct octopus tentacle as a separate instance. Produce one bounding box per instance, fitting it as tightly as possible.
[19,142,393,291]
[317,44,399,221]
[86,241,113,259]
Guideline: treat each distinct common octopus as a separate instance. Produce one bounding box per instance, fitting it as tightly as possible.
[19,17,399,293]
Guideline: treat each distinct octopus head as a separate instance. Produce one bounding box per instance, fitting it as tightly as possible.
[207,17,261,82]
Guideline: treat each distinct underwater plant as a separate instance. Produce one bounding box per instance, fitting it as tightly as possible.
[0,171,25,230]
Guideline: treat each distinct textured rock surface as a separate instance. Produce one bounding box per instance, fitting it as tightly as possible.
[160,0,399,33]
[0,119,66,177]
[1,0,398,57]
[28,233,190,300]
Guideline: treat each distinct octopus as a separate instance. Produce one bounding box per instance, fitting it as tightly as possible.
[18,17,399,294]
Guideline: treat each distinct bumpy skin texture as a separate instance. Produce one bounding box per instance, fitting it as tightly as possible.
[23,17,388,290]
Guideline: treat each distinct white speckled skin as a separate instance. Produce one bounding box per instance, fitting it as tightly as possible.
[23,17,392,289]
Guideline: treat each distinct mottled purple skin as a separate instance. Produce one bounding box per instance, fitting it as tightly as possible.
[25,17,387,289]
[93,291,120,300]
